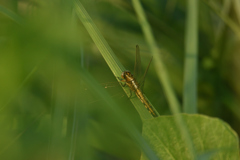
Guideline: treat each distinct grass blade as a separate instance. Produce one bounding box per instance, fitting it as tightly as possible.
[131,0,196,158]
[73,0,159,120]
[183,0,199,113]
[202,0,240,39]
[0,5,24,25]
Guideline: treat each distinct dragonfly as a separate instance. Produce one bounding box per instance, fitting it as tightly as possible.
[119,45,158,117]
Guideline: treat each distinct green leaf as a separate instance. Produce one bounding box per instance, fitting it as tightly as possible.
[141,114,239,160]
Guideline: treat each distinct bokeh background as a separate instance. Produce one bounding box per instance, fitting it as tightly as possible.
[0,0,240,159]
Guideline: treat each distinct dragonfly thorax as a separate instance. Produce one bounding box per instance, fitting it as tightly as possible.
[121,71,134,79]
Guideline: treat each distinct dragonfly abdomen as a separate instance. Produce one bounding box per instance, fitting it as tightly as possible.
[135,90,158,117]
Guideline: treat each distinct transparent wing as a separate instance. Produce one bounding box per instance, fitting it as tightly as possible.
[134,45,142,81]
[139,56,153,91]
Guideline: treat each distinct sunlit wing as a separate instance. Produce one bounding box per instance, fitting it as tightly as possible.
[139,56,153,91]
[134,45,142,81]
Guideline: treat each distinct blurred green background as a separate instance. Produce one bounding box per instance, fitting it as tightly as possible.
[0,0,240,159]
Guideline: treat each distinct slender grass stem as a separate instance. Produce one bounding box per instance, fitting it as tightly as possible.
[183,0,199,113]
[203,0,240,39]
[132,0,196,158]
[0,5,24,25]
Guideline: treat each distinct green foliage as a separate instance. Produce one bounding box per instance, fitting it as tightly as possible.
[74,0,157,120]
[0,0,240,160]
[142,114,239,160]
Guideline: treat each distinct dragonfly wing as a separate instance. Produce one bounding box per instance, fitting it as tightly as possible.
[139,56,153,91]
[134,45,142,81]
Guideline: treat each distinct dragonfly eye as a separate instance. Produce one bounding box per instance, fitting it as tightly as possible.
[121,71,132,79]
[126,71,132,77]
[121,72,126,79]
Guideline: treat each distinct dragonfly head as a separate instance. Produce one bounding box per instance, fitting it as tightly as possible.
[121,70,132,79]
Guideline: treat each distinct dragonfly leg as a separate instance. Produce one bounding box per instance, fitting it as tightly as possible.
[119,81,126,87]
[117,77,122,80]
[117,77,126,87]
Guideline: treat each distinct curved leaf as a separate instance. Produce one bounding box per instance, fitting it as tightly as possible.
[141,114,239,160]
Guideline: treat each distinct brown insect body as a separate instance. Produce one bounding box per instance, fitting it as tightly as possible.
[121,71,157,117]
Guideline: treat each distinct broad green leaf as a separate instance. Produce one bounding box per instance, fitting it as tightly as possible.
[141,114,239,160]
